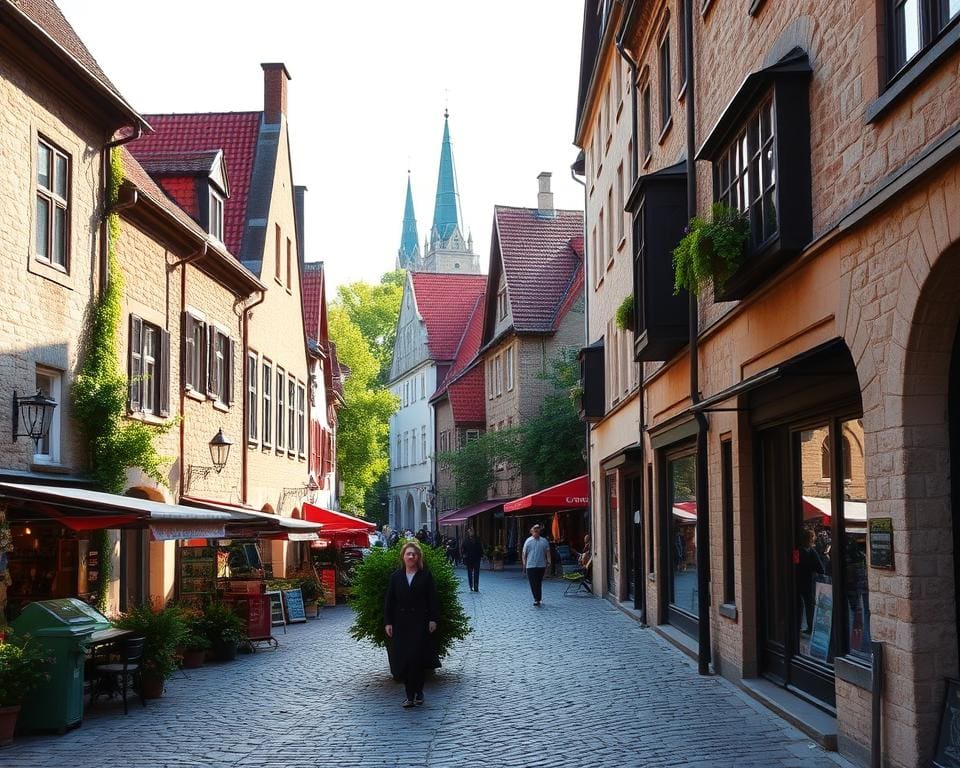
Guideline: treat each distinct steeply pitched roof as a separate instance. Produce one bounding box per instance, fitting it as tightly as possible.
[431,294,486,424]
[494,206,584,334]
[410,272,487,362]
[129,112,262,256]
[432,111,462,243]
[302,261,325,344]
[398,174,419,268]
[7,0,146,130]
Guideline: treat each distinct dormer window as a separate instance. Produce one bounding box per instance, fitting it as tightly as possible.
[209,189,224,242]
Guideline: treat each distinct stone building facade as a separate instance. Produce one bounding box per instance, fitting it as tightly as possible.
[576,0,960,765]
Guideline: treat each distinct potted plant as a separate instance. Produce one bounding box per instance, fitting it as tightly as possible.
[349,542,471,680]
[201,602,244,662]
[484,545,505,571]
[113,602,186,699]
[615,293,635,332]
[0,640,49,745]
[179,610,211,669]
[671,202,749,296]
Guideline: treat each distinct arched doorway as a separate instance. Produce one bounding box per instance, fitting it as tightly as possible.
[419,501,428,533]
[404,493,416,532]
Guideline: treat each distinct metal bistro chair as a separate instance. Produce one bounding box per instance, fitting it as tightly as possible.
[91,635,146,715]
[562,562,593,597]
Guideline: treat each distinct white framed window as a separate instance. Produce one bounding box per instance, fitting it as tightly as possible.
[183,313,205,393]
[262,360,273,447]
[494,355,503,397]
[276,367,285,450]
[36,137,70,269]
[286,237,293,290]
[420,374,425,400]
[247,351,258,442]
[497,285,508,319]
[506,346,515,391]
[288,377,296,455]
[297,382,306,458]
[209,190,224,243]
[275,224,282,282]
[395,435,401,469]
[34,367,62,463]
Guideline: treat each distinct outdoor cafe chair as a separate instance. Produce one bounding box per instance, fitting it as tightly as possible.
[91,635,146,715]
[562,562,593,596]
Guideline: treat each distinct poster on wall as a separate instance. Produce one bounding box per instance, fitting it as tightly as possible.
[869,517,895,569]
[808,581,834,663]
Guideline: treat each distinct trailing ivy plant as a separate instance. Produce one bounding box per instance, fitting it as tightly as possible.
[72,147,171,494]
[671,202,750,295]
[614,293,634,331]
[89,529,111,614]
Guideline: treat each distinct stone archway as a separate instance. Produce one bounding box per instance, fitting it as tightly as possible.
[418,501,428,532]
[404,493,416,532]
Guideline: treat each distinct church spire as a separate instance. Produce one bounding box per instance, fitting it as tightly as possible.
[431,109,463,248]
[397,172,420,269]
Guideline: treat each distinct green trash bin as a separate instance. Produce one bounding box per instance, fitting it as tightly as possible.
[11,599,97,733]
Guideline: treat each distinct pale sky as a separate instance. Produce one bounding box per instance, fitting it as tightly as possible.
[56,1,587,296]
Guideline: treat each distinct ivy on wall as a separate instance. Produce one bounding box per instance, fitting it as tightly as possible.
[71,148,170,609]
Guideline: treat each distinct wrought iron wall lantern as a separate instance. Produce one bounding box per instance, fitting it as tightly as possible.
[12,390,57,446]
[209,428,233,473]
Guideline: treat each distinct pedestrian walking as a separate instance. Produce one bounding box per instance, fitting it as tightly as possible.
[384,540,440,708]
[461,528,484,592]
[522,524,551,606]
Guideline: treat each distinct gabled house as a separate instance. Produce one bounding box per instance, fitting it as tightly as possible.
[302,260,343,511]
[478,174,585,500]
[128,63,312,576]
[388,271,486,532]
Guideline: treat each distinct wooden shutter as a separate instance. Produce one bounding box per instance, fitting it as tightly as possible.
[206,323,216,398]
[182,312,194,390]
[159,328,171,417]
[227,338,236,406]
[128,314,143,413]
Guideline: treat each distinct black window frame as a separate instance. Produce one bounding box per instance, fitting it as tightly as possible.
[697,48,813,302]
[641,83,652,163]
[888,0,960,78]
[658,33,672,139]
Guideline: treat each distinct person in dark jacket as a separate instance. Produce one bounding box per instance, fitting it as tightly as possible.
[384,540,440,708]
[461,528,484,592]
[797,527,826,634]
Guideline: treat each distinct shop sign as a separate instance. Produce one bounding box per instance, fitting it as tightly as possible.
[868,517,894,570]
[808,581,834,663]
[286,532,319,541]
[150,523,225,541]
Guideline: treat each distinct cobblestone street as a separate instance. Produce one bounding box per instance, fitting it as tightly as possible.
[3,569,854,767]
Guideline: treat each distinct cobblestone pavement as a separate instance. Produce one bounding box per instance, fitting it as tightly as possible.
[3,569,855,767]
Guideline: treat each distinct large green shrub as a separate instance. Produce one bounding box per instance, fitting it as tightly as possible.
[114,602,186,681]
[0,640,50,707]
[349,543,470,661]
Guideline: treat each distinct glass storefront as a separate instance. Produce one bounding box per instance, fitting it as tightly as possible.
[666,452,698,636]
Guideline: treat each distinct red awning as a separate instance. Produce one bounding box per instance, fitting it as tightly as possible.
[503,475,589,514]
[302,503,376,533]
[438,498,511,526]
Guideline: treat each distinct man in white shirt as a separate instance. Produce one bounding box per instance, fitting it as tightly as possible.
[521,524,551,606]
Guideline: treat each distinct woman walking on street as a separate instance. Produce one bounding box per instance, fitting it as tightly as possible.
[461,528,483,592]
[384,540,440,708]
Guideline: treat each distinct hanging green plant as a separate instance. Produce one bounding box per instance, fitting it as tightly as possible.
[614,293,634,331]
[89,529,111,614]
[671,203,749,295]
[72,148,172,495]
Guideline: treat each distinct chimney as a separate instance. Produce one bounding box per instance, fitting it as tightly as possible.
[537,171,555,217]
[262,63,291,125]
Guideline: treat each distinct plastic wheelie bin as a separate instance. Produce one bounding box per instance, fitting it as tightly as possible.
[10,599,97,733]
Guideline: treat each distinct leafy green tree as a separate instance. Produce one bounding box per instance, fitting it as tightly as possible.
[336,270,404,385]
[329,306,397,514]
[437,429,520,507]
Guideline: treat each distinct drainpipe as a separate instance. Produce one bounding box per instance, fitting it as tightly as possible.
[616,0,646,623]
[240,289,266,504]
[683,0,712,676]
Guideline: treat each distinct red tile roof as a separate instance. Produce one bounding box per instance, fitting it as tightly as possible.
[448,366,485,424]
[302,261,325,343]
[431,293,484,415]
[129,112,262,255]
[494,206,584,333]
[120,147,207,240]
[411,272,487,361]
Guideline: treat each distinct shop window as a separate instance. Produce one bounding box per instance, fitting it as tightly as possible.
[128,315,169,418]
[667,451,698,629]
[34,367,62,463]
[605,470,620,597]
[697,48,812,301]
[36,137,70,270]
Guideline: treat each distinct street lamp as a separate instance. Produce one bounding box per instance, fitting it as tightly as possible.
[209,429,233,473]
[12,390,57,446]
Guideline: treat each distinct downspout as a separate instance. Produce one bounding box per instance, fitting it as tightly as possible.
[616,0,645,623]
[172,243,210,500]
[240,289,267,504]
[684,0,712,675]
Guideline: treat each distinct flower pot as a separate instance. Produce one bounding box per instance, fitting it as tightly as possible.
[304,600,319,619]
[141,675,165,700]
[181,648,206,669]
[0,705,21,746]
[212,640,239,662]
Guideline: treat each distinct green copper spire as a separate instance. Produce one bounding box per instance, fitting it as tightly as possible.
[398,173,419,269]
[431,110,462,245]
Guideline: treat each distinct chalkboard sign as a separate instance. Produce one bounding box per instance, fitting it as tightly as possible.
[934,679,960,767]
[808,581,834,663]
[266,591,286,627]
[869,517,895,570]
[282,588,307,624]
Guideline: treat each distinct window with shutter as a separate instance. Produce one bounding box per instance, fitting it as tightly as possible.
[159,329,170,417]
[128,314,143,412]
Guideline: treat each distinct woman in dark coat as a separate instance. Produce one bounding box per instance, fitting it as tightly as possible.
[461,528,484,592]
[384,540,440,708]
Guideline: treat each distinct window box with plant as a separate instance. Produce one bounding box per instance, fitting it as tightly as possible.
[696,48,813,302]
[671,203,750,296]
